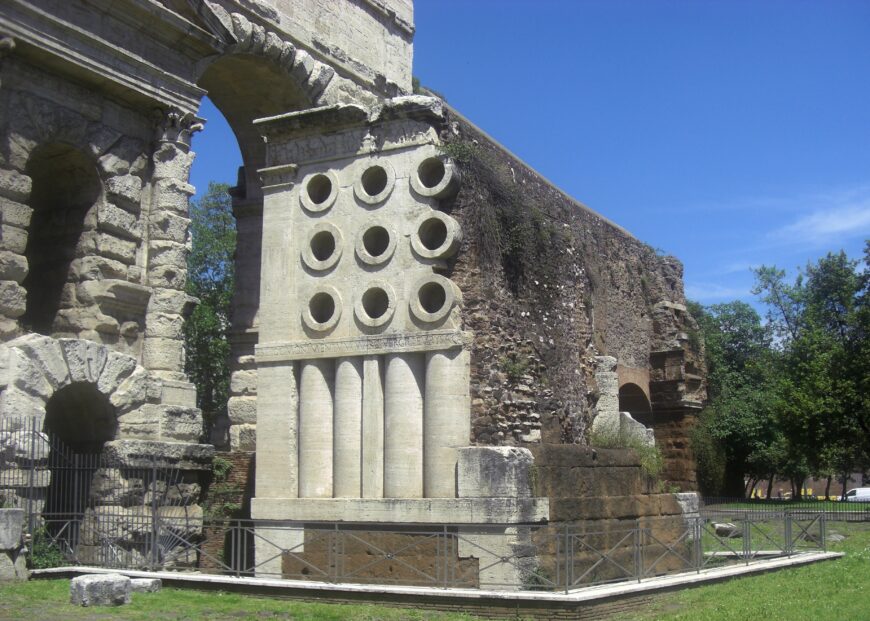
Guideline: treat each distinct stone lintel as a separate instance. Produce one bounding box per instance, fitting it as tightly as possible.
[250,497,550,524]
[255,96,444,142]
[255,330,472,363]
[103,439,213,470]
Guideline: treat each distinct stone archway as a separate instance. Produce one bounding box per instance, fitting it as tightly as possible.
[0,334,147,428]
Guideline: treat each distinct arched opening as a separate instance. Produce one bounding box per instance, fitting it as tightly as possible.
[189,54,314,449]
[618,383,652,427]
[195,54,311,201]
[22,143,101,335]
[43,383,116,520]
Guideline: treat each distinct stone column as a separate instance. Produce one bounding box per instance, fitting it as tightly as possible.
[383,353,424,498]
[298,358,334,498]
[424,348,470,498]
[361,355,384,498]
[333,356,362,498]
[143,109,201,377]
[254,361,298,499]
[224,193,262,450]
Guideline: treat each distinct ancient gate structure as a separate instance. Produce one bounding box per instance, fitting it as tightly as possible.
[0,0,705,583]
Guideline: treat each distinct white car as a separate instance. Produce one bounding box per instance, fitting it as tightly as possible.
[845,487,870,502]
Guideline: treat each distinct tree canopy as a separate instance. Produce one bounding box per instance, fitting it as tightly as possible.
[692,242,869,498]
[183,182,236,440]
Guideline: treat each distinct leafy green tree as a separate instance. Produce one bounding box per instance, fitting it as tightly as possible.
[184,182,236,440]
[690,301,780,496]
[753,249,868,498]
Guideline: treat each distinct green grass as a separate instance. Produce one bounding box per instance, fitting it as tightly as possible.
[614,522,870,621]
[0,580,481,621]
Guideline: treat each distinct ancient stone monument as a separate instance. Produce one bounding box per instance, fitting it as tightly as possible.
[0,0,705,584]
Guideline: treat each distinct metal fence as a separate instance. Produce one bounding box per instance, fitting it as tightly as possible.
[701,496,870,522]
[1,415,831,592]
[25,514,827,592]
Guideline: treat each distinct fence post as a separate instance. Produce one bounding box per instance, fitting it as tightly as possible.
[784,513,792,557]
[694,517,701,573]
[634,519,642,583]
[150,458,159,570]
[820,513,826,552]
[564,522,570,594]
[27,417,36,534]
[743,519,750,564]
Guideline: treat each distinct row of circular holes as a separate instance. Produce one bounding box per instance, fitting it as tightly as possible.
[301,156,457,213]
[303,212,460,272]
[304,276,458,332]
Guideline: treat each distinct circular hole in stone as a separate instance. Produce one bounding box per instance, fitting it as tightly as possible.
[361,166,388,197]
[309,230,336,262]
[418,281,447,314]
[417,218,448,251]
[361,287,390,319]
[417,158,446,189]
[308,292,336,324]
[307,174,332,205]
[362,226,390,257]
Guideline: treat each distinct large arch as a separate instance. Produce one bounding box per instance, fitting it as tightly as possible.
[22,143,102,335]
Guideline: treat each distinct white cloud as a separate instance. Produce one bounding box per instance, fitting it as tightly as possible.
[771,202,870,245]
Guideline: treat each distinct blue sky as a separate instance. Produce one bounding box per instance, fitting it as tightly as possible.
[191,0,870,307]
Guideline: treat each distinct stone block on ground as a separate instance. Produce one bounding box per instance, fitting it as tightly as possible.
[0,550,28,581]
[713,522,741,538]
[130,578,161,593]
[0,509,24,549]
[69,573,132,606]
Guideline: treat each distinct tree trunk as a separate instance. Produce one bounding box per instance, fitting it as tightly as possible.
[766,475,775,500]
[824,475,832,500]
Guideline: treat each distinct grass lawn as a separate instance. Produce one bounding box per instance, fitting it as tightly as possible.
[615,522,870,621]
[0,580,481,621]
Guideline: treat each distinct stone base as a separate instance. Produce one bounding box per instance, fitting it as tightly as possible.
[251,497,549,524]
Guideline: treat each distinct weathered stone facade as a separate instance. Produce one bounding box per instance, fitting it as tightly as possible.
[1,0,704,586]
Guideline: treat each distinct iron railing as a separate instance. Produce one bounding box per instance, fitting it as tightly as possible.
[27,514,827,592]
[701,496,870,522]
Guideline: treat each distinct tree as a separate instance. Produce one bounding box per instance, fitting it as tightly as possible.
[753,249,868,498]
[184,182,236,440]
[690,301,780,496]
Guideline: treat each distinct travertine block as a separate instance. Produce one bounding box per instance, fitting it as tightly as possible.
[105,174,143,210]
[230,423,257,452]
[97,351,137,395]
[96,232,137,264]
[71,256,128,281]
[0,169,31,202]
[60,339,109,384]
[0,197,32,228]
[227,396,257,424]
[97,203,141,240]
[144,312,183,339]
[149,211,190,243]
[229,369,257,395]
[0,251,27,283]
[69,574,131,606]
[130,578,161,593]
[148,240,187,268]
[0,225,26,254]
[0,281,25,318]
[109,367,148,414]
[154,178,195,214]
[147,265,187,290]
[142,336,184,371]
